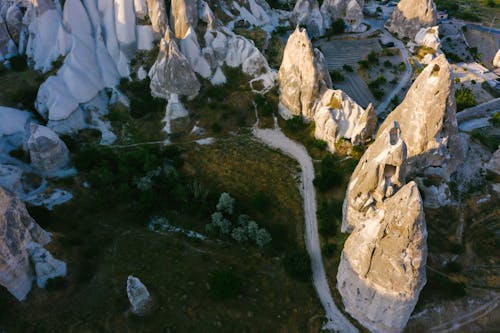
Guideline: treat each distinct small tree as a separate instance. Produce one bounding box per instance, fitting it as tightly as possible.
[255,228,272,247]
[231,227,249,242]
[247,221,259,241]
[216,192,235,215]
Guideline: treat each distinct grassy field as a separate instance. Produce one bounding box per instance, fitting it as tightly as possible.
[435,0,500,27]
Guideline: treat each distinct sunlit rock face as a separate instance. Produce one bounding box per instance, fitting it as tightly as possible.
[342,122,408,232]
[149,28,200,98]
[376,55,461,179]
[414,25,440,51]
[278,27,331,119]
[27,123,70,175]
[386,0,437,40]
[147,0,169,36]
[0,186,51,301]
[338,180,427,333]
[292,0,326,37]
[314,89,376,152]
[494,49,500,67]
[170,0,198,39]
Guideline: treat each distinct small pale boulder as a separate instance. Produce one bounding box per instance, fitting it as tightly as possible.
[127,275,153,316]
[28,243,67,288]
[27,123,70,175]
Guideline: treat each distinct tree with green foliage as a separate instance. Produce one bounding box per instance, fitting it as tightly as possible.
[455,88,476,111]
[216,192,235,215]
[255,228,272,247]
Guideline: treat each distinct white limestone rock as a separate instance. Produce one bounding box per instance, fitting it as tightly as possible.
[147,0,169,36]
[344,0,364,32]
[170,0,198,39]
[198,1,216,31]
[415,26,441,51]
[385,0,437,40]
[338,180,427,333]
[278,27,331,119]
[127,275,153,316]
[313,89,376,152]
[0,186,52,301]
[486,147,500,175]
[28,243,67,288]
[494,49,500,68]
[5,4,23,44]
[149,28,200,99]
[27,123,70,175]
[376,55,461,179]
[342,122,408,232]
[292,0,326,38]
[134,0,148,19]
[0,106,30,153]
[179,26,212,79]
[0,14,17,59]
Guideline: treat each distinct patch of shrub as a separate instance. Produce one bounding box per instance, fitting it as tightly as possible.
[210,269,242,300]
[322,243,337,258]
[9,55,27,71]
[285,116,306,131]
[283,249,312,281]
[329,70,345,83]
[342,64,353,72]
[455,88,476,111]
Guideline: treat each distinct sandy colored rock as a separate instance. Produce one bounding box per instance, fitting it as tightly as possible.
[376,55,461,178]
[494,49,500,68]
[170,0,198,39]
[386,0,437,40]
[147,0,169,36]
[337,181,427,333]
[314,89,376,151]
[278,27,331,119]
[415,25,440,51]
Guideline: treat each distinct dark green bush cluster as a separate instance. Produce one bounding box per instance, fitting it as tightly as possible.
[314,155,356,192]
[9,55,27,71]
[318,200,342,237]
[283,249,311,281]
[329,70,345,83]
[285,116,307,132]
[254,94,275,117]
[455,88,476,111]
[368,76,387,100]
[119,77,165,118]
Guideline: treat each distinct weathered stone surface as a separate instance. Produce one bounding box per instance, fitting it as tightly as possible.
[149,28,200,98]
[0,14,16,59]
[147,0,169,36]
[29,243,67,288]
[278,27,331,119]
[127,275,153,315]
[415,25,440,51]
[376,55,461,178]
[170,0,198,39]
[486,146,500,175]
[494,49,500,68]
[0,186,51,301]
[337,181,427,333]
[342,122,407,232]
[28,123,70,175]
[386,0,437,40]
[292,0,325,37]
[314,89,376,151]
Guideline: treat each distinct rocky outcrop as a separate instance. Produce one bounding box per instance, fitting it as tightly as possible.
[376,55,461,178]
[386,0,437,40]
[278,27,331,119]
[314,89,376,151]
[342,122,408,232]
[0,186,65,301]
[292,0,326,38]
[29,243,67,288]
[494,49,500,68]
[0,14,17,59]
[170,0,198,39]
[149,28,200,99]
[415,26,441,51]
[127,275,153,316]
[27,123,70,175]
[337,180,427,333]
[147,0,169,36]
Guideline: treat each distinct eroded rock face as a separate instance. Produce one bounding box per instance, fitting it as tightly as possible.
[148,28,200,98]
[314,89,376,151]
[278,27,331,119]
[337,181,427,333]
[0,14,17,59]
[0,186,59,301]
[376,55,461,178]
[292,0,325,37]
[28,123,70,175]
[494,49,500,68]
[29,243,67,288]
[386,0,437,40]
[342,122,408,232]
[147,0,169,36]
[5,4,23,44]
[170,0,198,39]
[415,25,440,51]
[127,275,152,316]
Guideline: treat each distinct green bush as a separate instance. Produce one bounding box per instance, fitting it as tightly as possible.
[489,112,500,127]
[322,243,337,258]
[285,116,306,131]
[283,249,312,281]
[329,70,345,83]
[210,270,242,300]
[455,88,476,111]
[342,64,354,72]
[9,55,27,71]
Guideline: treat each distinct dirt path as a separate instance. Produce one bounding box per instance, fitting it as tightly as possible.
[253,120,358,333]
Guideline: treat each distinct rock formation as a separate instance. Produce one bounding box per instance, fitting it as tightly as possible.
[376,55,461,178]
[170,0,198,39]
[147,0,169,36]
[29,243,67,288]
[292,0,326,38]
[27,123,70,175]
[0,14,17,59]
[278,27,331,119]
[0,186,65,301]
[415,26,441,51]
[494,49,500,68]
[386,0,437,40]
[314,89,376,151]
[149,28,200,99]
[127,275,153,316]
[337,180,427,333]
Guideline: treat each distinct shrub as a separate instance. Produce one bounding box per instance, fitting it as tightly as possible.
[445,261,463,273]
[455,88,476,111]
[255,228,272,247]
[210,270,242,300]
[231,227,249,242]
[211,122,222,133]
[330,19,345,35]
[283,249,312,281]
[489,112,500,127]
[342,64,353,72]
[383,60,392,68]
[45,277,68,291]
[329,70,345,83]
[216,192,235,215]
[322,243,337,258]
[285,116,306,131]
[9,55,27,71]
[367,51,379,64]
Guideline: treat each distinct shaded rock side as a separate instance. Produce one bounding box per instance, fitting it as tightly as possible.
[337,180,427,333]
[494,49,500,68]
[376,55,461,178]
[147,0,169,36]
[292,0,326,38]
[149,28,200,98]
[127,275,153,315]
[278,27,331,119]
[342,122,407,232]
[28,123,70,174]
[314,89,376,152]
[0,186,51,301]
[386,0,437,40]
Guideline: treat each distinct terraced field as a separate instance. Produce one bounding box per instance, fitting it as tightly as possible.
[319,38,382,70]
